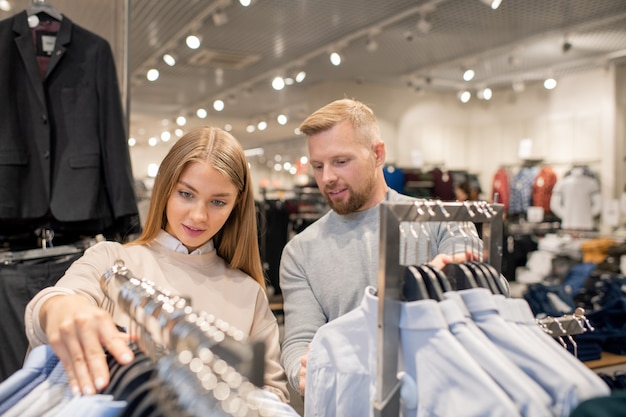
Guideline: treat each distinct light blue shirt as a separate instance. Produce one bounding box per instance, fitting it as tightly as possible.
[0,344,54,404]
[305,286,520,417]
[461,288,578,417]
[438,298,553,417]
[499,297,610,400]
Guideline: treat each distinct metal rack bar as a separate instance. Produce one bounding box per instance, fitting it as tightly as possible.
[373,200,504,417]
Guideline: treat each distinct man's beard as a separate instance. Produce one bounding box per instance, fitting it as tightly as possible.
[325,175,377,215]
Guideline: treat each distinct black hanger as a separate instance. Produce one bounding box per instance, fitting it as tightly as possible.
[473,262,501,293]
[464,262,490,290]
[480,262,509,295]
[416,265,444,301]
[442,263,477,290]
[403,266,428,301]
[421,264,453,293]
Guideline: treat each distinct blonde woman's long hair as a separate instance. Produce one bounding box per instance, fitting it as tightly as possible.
[131,126,265,289]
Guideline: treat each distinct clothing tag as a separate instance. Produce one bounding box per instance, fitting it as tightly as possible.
[41,35,56,55]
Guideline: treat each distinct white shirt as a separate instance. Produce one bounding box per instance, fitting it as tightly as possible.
[154,230,214,255]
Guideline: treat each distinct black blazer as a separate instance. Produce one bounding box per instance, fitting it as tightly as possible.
[0,11,139,238]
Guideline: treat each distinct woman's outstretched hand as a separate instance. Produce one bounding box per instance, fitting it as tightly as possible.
[40,294,134,395]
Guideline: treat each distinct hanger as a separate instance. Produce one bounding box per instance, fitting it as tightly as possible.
[27,0,63,21]
[0,230,96,264]
[442,263,477,290]
[478,262,509,295]
[403,266,428,301]
[416,264,445,301]
[422,264,453,293]
[464,262,490,290]
[0,243,82,264]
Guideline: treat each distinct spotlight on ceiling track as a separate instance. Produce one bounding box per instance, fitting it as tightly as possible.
[463,68,475,81]
[562,40,572,53]
[480,0,502,10]
[162,53,177,66]
[185,34,201,49]
[416,15,432,34]
[212,9,228,26]
[365,36,378,52]
[457,90,471,103]
[544,78,557,90]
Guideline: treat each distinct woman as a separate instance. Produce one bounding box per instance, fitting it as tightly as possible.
[24,126,289,401]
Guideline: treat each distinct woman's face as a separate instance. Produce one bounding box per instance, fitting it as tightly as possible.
[165,161,238,252]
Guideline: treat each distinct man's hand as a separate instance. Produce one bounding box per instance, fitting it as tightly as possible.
[298,343,311,394]
[41,295,134,396]
[428,251,476,270]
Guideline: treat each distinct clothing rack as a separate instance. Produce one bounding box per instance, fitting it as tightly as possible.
[537,307,594,358]
[100,260,271,416]
[0,231,101,264]
[373,200,504,417]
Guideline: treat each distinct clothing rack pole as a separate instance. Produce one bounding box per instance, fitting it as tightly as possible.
[100,260,264,387]
[373,200,504,417]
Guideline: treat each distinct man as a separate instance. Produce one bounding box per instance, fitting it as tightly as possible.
[279,98,475,394]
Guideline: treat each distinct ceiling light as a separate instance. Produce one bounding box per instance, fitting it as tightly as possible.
[477,87,492,100]
[176,116,187,126]
[463,69,475,81]
[416,15,432,34]
[330,51,342,66]
[365,37,378,52]
[146,69,159,81]
[544,78,557,90]
[147,163,159,178]
[244,147,264,157]
[213,99,225,111]
[196,108,208,119]
[284,77,294,86]
[239,0,253,6]
[272,76,285,90]
[162,53,176,66]
[480,0,502,10]
[0,1,11,11]
[148,137,158,147]
[257,121,268,131]
[175,128,184,137]
[227,94,238,105]
[185,34,201,49]
[512,79,525,93]
[458,90,471,103]
[295,70,306,83]
[246,124,256,133]
[160,131,171,142]
[128,137,136,147]
[277,114,288,125]
[403,30,415,42]
[212,9,228,26]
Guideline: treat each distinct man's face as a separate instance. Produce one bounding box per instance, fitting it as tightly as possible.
[307,120,379,214]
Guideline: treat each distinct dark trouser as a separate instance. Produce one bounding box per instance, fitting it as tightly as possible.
[0,252,82,382]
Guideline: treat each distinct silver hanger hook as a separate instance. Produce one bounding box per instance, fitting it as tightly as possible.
[436,199,451,218]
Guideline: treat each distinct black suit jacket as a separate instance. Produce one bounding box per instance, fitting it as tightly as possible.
[0,11,139,238]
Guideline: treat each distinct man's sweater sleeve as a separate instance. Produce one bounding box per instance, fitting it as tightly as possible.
[279,238,328,393]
